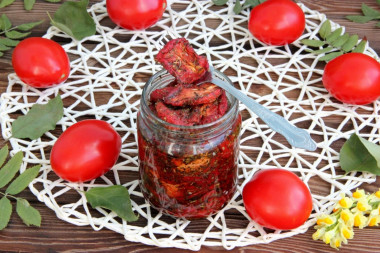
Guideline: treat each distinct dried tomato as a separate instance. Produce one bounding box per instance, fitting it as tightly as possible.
[164,82,222,107]
[156,38,209,84]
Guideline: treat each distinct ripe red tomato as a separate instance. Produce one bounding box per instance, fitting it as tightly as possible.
[248,0,305,45]
[12,37,70,88]
[322,53,380,105]
[106,0,167,30]
[243,168,313,230]
[50,120,122,182]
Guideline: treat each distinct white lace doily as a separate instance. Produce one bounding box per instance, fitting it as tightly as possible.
[1,0,379,250]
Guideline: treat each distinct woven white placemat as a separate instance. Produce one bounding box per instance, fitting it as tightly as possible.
[1,0,379,250]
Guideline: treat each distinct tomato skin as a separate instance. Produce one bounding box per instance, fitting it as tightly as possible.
[50,120,122,182]
[248,0,305,45]
[12,37,70,88]
[242,169,313,230]
[322,53,380,105]
[106,0,167,30]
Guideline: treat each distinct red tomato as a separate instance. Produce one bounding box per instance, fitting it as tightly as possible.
[106,0,167,30]
[248,0,305,45]
[50,120,122,182]
[322,53,380,105]
[12,37,70,88]
[243,168,313,230]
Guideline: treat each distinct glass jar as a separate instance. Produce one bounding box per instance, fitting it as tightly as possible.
[137,69,241,219]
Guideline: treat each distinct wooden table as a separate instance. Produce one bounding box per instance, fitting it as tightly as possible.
[1,0,380,252]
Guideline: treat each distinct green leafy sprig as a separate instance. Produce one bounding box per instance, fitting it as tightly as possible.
[212,0,266,14]
[0,0,61,11]
[340,133,380,175]
[0,95,64,230]
[48,0,96,41]
[346,2,380,28]
[0,14,43,57]
[0,145,41,230]
[301,20,367,62]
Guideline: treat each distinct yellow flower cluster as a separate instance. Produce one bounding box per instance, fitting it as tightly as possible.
[313,189,380,249]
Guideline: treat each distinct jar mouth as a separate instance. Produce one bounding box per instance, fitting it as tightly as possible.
[141,69,239,132]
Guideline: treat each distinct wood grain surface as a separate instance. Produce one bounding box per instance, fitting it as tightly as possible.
[1,0,380,252]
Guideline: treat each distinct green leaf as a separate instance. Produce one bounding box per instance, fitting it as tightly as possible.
[6,165,40,195]
[326,27,343,44]
[5,30,31,39]
[331,33,349,48]
[17,20,44,31]
[377,0,380,5]
[301,39,325,47]
[0,37,19,47]
[0,0,15,9]
[0,43,11,51]
[319,20,332,39]
[346,15,378,23]
[341,34,359,52]
[340,133,380,175]
[85,185,138,222]
[377,21,380,27]
[0,14,12,31]
[212,0,229,5]
[318,51,343,62]
[24,0,35,10]
[352,39,367,53]
[49,0,96,41]
[243,0,259,8]
[308,46,334,55]
[0,51,3,57]
[0,145,9,168]
[12,95,64,140]
[233,0,242,14]
[0,151,23,188]
[361,3,380,18]
[16,198,41,227]
[0,197,12,230]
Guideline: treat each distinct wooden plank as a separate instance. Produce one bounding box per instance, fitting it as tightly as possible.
[0,0,380,252]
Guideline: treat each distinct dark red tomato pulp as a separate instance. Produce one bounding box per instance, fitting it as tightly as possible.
[137,114,241,219]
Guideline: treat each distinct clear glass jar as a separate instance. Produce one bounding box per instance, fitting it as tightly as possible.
[137,69,241,219]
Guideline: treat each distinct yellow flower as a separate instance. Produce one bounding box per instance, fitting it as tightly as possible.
[352,198,371,213]
[352,189,366,199]
[331,237,342,249]
[375,189,380,199]
[367,210,380,227]
[322,228,338,245]
[368,216,379,227]
[316,214,335,226]
[340,225,354,241]
[353,211,367,229]
[312,227,325,240]
[336,195,353,209]
[340,209,354,226]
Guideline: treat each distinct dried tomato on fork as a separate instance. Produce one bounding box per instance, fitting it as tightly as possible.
[156,38,209,84]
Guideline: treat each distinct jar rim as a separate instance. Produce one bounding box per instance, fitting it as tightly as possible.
[140,69,239,132]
